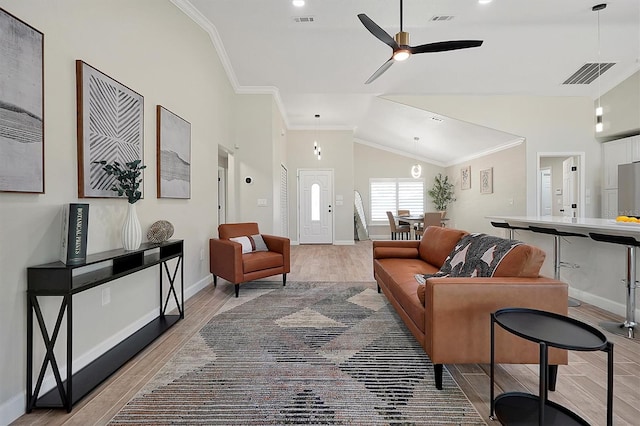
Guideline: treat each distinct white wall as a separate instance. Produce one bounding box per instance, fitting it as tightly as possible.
[287,130,354,244]
[386,95,601,218]
[445,143,527,234]
[0,0,234,422]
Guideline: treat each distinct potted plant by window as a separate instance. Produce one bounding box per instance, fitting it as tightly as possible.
[94,159,146,250]
[427,173,456,218]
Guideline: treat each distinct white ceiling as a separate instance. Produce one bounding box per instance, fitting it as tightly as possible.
[181,0,640,165]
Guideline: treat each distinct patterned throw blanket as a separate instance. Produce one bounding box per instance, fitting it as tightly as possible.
[416,233,522,284]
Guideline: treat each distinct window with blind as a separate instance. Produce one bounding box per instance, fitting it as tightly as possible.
[370,178,424,222]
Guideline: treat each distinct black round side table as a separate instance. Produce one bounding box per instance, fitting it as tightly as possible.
[490,307,613,425]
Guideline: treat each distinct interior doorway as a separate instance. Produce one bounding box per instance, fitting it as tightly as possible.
[539,167,552,216]
[537,152,585,217]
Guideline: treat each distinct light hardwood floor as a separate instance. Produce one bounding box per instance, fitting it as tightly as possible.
[14,241,639,425]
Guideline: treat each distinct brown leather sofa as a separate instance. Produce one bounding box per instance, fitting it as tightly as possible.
[373,225,568,389]
[210,222,290,297]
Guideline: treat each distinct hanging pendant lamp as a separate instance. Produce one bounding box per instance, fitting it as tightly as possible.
[411,137,422,178]
[593,3,607,133]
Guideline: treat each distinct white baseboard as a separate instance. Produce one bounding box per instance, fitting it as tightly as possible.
[571,288,640,321]
[2,275,214,425]
[334,240,354,246]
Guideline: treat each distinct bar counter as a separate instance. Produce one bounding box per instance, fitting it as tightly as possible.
[486,215,640,239]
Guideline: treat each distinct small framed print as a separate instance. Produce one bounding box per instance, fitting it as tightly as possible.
[480,167,493,194]
[157,105,191,199]
[460,165,471,190]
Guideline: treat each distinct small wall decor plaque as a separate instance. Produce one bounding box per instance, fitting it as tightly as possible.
[480,167,493,194]
[460,165,471,190]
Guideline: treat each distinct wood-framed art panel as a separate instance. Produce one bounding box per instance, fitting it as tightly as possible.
[156,105,191,199]
[480,167,493,194]
[460,165,471,190]
[76,60,144,198]
[0,8,44,193]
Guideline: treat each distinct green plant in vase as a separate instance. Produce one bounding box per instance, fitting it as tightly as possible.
[94,159,146,204]
[94,159,146,250]
[427,173,456,217]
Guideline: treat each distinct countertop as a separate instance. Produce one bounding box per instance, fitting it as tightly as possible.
[486,215,640,238]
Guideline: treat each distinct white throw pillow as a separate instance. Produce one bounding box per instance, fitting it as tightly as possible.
[229,236,253,254]
[229,235,269,253]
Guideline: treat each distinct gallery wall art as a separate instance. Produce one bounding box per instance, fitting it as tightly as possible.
[0,8,44,193]
[76,60,144,198]
[156,106,191,199]
[480,167,493,194]
[460,165,471,190]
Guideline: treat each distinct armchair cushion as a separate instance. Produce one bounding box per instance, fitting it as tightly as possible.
[230,234,269,253]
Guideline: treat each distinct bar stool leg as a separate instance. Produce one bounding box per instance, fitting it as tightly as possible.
[600,245,637,339]
[552,235,581,307]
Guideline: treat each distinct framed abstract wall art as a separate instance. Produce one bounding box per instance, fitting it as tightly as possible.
[156,106,191,199]
[460,165,471,190]
[76,60,144,198]
[480,167,493,194]
[0,8,44,193]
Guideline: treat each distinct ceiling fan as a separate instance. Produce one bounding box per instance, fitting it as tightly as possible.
[358,0,483,84]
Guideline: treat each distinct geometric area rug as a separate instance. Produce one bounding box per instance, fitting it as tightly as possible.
[109,281,486,425]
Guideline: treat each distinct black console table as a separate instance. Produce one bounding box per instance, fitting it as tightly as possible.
[26,240,184,412]
[490,307,613,426]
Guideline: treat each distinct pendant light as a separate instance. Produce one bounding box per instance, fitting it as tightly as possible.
[313,114,321,160]
[593,3,606,133]
[410,137,422,178]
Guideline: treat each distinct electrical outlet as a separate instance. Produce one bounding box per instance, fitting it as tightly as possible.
[102,287,111,306]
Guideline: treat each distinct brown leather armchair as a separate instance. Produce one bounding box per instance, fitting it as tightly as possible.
[210,222,290,297]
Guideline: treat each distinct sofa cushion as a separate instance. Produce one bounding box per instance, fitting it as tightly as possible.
[418,226,468,268]
[493,244,546,277]
[243,251,283,273]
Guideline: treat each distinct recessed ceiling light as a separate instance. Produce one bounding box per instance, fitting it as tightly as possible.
[292,0,305,7]
[478,0,493,4]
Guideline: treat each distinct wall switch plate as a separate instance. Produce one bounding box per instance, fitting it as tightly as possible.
[102,287,111,306]
[257,198,268,206]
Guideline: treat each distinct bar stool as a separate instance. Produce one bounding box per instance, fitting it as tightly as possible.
[589,233,639,339]
[529,226,588,307]
[490,221,529,240]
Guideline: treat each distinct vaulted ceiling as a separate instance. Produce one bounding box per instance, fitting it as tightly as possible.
[179,0,640,165]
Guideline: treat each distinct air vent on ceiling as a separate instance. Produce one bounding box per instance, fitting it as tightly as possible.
[431,15,454,22]
[562,62,616,85]
[293,16,315,23]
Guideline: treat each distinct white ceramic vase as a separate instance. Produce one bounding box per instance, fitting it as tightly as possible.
[122,203,142,250]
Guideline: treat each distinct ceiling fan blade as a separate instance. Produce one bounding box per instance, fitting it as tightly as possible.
[410,40,483,54]
[357,14,398,50]
[365,58,394,84]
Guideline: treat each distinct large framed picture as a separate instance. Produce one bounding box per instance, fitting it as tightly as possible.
[156,106,191,199]
[76,60,144,198]
[0,8,44,193]
[480,167,493,194]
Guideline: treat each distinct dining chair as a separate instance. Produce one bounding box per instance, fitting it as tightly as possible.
[414,212,444,239]
[386,211,411,240]
[397,209,410,226]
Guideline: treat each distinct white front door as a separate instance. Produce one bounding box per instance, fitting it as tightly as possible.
[298,169,333,244]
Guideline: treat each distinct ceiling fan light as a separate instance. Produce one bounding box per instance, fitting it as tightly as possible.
[393,50,410,61]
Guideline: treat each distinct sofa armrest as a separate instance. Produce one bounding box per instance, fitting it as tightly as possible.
[261,234,291,273]
[209,238,244,283]
[424,277,568,364]
[373,240,420,259]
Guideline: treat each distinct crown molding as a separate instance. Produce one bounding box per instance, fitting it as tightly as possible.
[169,0,290,128]
[445,137,524,167]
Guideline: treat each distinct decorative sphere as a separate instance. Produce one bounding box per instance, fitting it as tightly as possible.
[147,220,174,243]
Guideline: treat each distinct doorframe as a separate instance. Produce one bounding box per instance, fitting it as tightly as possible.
[538,167,552,216]
[536,152,585,217]
[297,168,335,244]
